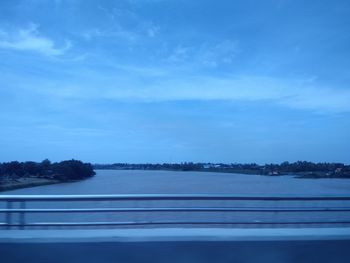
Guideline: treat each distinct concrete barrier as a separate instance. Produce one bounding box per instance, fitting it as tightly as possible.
[1,228,350,263]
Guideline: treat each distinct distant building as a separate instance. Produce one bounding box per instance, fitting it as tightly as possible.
[203,164,221,169]
[335,168,343,173]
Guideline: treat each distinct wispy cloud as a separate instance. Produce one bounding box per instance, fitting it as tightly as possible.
[146,24,160,37]
[88,5,160,42]
[0,23,71,56]
[167,40,239,67]
[196,40,240,66]
[16,70,350,113]
[81,28,104,41]
[81,26,137,42]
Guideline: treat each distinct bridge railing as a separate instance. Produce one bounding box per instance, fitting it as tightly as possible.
[1,194,350,229]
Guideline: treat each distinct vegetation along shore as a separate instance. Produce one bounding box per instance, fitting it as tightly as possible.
[0,159,95,192]
[94,161,350,178]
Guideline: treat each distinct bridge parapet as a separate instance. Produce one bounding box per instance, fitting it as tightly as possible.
[1,194,350,229]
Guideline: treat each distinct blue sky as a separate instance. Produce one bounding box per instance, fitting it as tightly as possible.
[0,0,349,164]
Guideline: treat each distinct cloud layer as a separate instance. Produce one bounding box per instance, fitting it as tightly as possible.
[21,73,350,114]
[1,0,350,163]
[0,23,70,56]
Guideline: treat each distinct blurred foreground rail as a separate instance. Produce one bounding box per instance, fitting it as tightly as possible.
[1,194,350,229]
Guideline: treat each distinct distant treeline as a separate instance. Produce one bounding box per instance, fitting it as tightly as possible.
[0,159,95,181]
[94,161,350,177]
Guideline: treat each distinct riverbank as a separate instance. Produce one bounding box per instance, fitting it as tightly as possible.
[93,168,350,178]
[0,178,61,192]
[94,162,350,178]
[295,173,350,179]
[0,160,96,192]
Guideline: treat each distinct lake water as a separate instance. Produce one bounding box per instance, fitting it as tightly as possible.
[1,170,350,227]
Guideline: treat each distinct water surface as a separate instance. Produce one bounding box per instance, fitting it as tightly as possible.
[3,170,350,195]
[2,170,350,227]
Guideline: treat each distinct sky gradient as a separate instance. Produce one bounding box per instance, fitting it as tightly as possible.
[0,0,349,164]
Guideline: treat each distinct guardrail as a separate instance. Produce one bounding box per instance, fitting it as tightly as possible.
[1,194,350,229]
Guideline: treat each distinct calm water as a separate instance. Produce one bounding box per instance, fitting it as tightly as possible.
[1,170,350,227]
[3,169,350,195]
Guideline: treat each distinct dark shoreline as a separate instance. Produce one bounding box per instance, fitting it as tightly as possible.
[0,178,61,192]
[0,159,96,192]
[94,161,350,179]
[0,178,91,192]
[96,168,350,179]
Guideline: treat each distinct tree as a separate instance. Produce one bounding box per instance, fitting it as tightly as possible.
[52,160,95,180]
